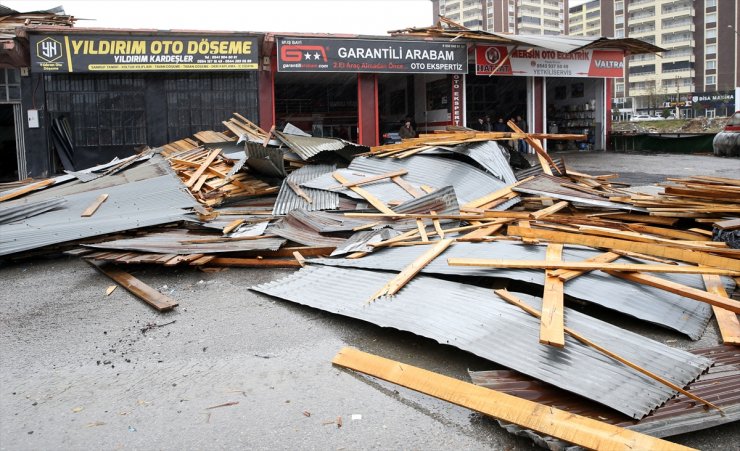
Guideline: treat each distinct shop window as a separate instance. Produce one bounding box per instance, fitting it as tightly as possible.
[0,69,21,102]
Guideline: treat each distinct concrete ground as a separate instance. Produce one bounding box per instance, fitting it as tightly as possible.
[1,151,739,450]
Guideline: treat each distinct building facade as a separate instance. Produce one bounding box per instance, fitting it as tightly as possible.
[569,0,739,117]
[433,0,566,35]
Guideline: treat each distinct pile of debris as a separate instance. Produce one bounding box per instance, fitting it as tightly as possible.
[1,113,738,449]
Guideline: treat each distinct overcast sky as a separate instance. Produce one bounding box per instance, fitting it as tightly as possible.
[3,0,434,35]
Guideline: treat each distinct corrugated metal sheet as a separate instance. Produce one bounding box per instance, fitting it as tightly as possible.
[244,142,286,177]
[0,172,199,257]
[0,197,67,224]
[515,158,566,181]
[513,174,647,212]
[273,130,367,161]
[288,210,377,233]
[309,241,715,339]
[483,32,665,55]
[252,265,710,419]
[330,229,401,256]
[269,212,347,247]
[272,164,339,215]
[302,155,518,208]
[469,346,740,448]
[86,229,284,254]
[450,141,518,184]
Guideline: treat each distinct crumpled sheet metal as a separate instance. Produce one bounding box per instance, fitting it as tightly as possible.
[252,265,711,419]
[448,141,518,184]
[244,142,286,178]
[273,130,367,161]
[268,212,347,248]
[469,345,740,448]
[272,164,338,216]
[85,229,285,254]
[302,155,520,209]
[330,229,402,256]
[0,197,67,225]
[309,241,715,339]
[0,171,199,257]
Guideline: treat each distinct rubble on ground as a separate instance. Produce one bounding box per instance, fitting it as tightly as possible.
[1,113,738,449]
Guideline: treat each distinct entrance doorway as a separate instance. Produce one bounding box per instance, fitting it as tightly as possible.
[274,72,358,140]
[466,74,527,129]
[545,78,604,150]
[377,74,414,143]
[0,104,18,182]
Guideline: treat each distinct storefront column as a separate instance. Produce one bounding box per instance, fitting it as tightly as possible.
[605,78,613,150]
[20,72,50,178]
[533,77,545,133]
[258,57,276,131]
[357,73,378,147]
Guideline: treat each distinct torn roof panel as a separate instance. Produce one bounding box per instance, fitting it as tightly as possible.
[85,229,285,254]
[303,155,518,208]
[244,142,286,178]
[252,265,710,419]
[268,211,347,248]
[449,141,518,185]
[272,164,339,215]
[0,172,199,257]
[273,130,368,161]
[310,241,714,339]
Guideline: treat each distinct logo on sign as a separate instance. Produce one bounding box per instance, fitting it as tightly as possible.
[484,47,502,65]
[36,37,63,62]
[280,45,328,62]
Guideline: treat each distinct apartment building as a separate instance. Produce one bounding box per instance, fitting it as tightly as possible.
[432,0,566,35]
[569,0,739,116]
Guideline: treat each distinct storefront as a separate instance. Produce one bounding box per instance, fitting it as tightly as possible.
[471,44,624,151]
[25,30,261,176]
[265,35,468,146]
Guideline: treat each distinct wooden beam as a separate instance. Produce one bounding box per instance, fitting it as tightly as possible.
[507,225,740,271]
[332,347,694,451]
[207,258,302,268]
[222,219,245,235]
[529,200,568,220]
[548,252,621,281]
[494,289,722,413]
[369,239,453,301]
[287,179,313,203]
[606,271,740,314]
[333,172,396,214]
[391,175,424,198]
[327,169,408,189]
[416,219,429,242]
[185,149,221,188]
[461,176,532,210]
[446,258,740,276]
[81,194,109,217]
[86,261,178,311]
[0,178,54,203]
[702,275,740,345]
[541,244,565,347]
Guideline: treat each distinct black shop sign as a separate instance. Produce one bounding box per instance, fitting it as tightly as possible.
[276,37,468,74]
[30,34,260,73]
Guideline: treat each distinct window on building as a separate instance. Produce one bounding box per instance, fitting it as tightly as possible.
[615,15,624,25]
[706,44,717,55]
[0,69,21,102]
[706,29,716,39]
[706,75,716,85]
[615,29,624,38]
[706,0,716,7]
[706,60,716,70]
[705,12,717,24]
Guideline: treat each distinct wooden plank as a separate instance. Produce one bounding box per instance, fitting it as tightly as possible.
[416,219,429,242]
[549,252,621,281]
[626,223,712,241]
[287,179,313,203]
[185,149,221,188]
[540,244,565,347]
[207,258,302,268]
[333,172,395,214]
[461,176,532,210]
[332,347,693,451]
[293,251,306,268]
[81,194,109,217]
[507,120,560,175]
[328,169,408,189]
[495,290,722,413]
[507,225,740,271]
[606,271,740,314]
[529,200,568,220]
[369,239,453,301]
[430,210,444,239]
[391,175,424,198]
[222,219,245,235]
[0,178,54,202]
[594,213,678,226]
[702,275,740,345]
[86,261,178,311]
[446,258,740,276]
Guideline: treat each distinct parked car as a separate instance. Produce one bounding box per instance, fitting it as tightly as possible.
[713,111,740,157]
[630,114,659,122]
[381,131,402,145]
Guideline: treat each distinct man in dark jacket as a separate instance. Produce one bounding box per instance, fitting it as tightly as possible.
[399,120,416,139]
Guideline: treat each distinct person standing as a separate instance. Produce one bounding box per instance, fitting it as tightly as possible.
[492,117,507,132]
[516,115,528,154]
[399,120,416,139]
[483,115,493,132]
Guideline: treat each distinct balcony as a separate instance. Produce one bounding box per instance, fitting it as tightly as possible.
[662,21,694,32]
[662,52,694,62]
[661,4,694,19]
[629,26,656,36]
[662,34,694,46]
[629,14,655,25]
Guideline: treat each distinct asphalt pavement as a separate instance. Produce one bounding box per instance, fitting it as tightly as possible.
[1,151,739,450]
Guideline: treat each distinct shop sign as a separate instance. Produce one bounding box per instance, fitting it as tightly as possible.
[450,74,464,126]
[691,91,735,104]
[30,34,260,73]
[277,37,467,74]
[475,45,624,78]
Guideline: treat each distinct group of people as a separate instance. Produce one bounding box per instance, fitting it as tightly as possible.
[473,114,529,155]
